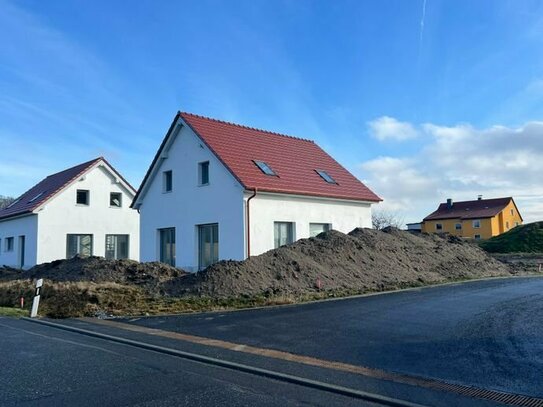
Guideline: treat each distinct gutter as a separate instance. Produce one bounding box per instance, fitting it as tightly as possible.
[246,188,257,258]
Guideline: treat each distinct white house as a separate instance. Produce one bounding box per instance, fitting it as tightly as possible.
[0,157,139,268]
[132,112,381,271]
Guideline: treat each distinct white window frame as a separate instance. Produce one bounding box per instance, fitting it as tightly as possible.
[110,192,122,208]
[472,219,481,229]
[474,234,481,240]
[309,223,332,237]
[5,237,14,252]
[198,161,210,186]
[274,222,295,248]
[163,170,173,193]
[66,234,93,258]
[76,189,90,206]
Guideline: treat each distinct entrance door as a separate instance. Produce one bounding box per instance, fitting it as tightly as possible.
[18,236,25,268]
[198,223,218,270]
[159,228,176,266]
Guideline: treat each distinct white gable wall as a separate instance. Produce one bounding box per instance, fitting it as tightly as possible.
[138,123,245,271]
[36,164,139,264]
[0,215,38,268]
[246,192,372,257]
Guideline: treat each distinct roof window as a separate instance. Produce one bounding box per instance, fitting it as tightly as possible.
[254,160,277,176]
[6,199,20,209]
[315,170,337,184]
[28,192,44,203]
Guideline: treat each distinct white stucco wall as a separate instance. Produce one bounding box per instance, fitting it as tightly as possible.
[0,215,38,268]
[36,163,140,264]
[138,121,245,271]
[245,192,373,257]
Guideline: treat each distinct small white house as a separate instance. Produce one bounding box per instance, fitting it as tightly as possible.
[132,112,381,271]
[0,157,139,268]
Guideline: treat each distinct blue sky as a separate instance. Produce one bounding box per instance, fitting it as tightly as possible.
[1,0,543,223]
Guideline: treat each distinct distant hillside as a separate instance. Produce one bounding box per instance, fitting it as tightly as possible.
[480,222,543,253]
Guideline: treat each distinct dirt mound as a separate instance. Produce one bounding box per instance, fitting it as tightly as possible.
[170,227,513,298]
[480,222,543,253]
[1,256,186,296]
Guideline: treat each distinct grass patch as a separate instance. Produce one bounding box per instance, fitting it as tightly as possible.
[0,306,28,318]
[480,222,543,253]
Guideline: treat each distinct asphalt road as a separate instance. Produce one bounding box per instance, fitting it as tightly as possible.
[0,317,381,407]
[119,276,543,398]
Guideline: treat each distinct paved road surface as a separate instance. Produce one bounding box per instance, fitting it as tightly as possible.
[119,276,543,398]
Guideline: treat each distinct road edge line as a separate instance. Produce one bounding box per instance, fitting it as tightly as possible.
[21,317,425,407]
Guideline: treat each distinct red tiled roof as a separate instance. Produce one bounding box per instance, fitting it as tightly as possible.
[0,157,132,221]
[176,112,381,202]
[423,197,515,221]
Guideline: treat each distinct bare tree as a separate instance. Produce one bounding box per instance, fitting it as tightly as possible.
[372,209,405,230]
[0,195,15,210]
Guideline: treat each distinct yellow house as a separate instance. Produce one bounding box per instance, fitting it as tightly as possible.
[421,197,523,240]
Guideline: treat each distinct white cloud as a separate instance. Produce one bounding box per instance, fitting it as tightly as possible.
[360,119,543,223]
[368,116,419,141]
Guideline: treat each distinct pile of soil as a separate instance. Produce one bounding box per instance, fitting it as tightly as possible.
[0,256,186,296]
[479,222,543,253]
[173,227,514,298]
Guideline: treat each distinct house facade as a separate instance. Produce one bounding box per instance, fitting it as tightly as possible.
[0,158,139,268]
[421,197,522,240]
[132,112,381,271]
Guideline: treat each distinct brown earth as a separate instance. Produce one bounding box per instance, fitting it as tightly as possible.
[0,227,529,317]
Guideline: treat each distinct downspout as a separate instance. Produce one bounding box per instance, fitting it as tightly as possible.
[246,188,257,258]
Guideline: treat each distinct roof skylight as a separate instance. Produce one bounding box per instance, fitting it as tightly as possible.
[254,160,277,176]
[316,170,337,184]
[6,198,20,209]
[28,192,44,203]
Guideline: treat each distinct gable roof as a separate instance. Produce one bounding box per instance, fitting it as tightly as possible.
[0,157,135,221]
[423,197,521,221]
[132,112,381,206]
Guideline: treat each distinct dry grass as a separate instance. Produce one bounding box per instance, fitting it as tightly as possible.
[0,306,28,317]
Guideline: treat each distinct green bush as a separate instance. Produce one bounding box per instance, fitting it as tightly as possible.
[480,222,543,253]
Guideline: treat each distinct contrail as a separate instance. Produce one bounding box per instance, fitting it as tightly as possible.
[419,0,427,50]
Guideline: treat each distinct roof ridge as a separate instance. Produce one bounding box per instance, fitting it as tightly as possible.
[45,157,102,179]
[179,111,315,143]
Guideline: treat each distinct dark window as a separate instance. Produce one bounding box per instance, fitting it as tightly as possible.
[474,234,481,240]
[110,192,122,207]
[309,223,331,237]
[76,190,89,205]
[163,170,173,192]
[436,223,443,231]
[315,170,337,184]
[472,219,481,228]
[5,237,14,252]
[274,222,295,248]
[254,160,277,176]
[66,234,93,258]
[159,228,175,266]
[199,161,210,185]
[198,223,219,270]
[105,235,129,259]
[455,223,462,230]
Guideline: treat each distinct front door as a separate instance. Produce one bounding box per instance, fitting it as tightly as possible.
[198,223,219,270]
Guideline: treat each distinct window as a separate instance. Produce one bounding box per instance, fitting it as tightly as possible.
[455,223,462,230]
[511,209,514,216]
[436,223,443,231]
[76,190,89,205]
[474,234,481,240]
[5,237,14,252]
[105,235,129,260]
[309,223,331,237]
[472,219,481,229]
[315,170,337,184]
[254,160,277,176]
[66,234,93,258]
[198,224,219,270]
[274,222,294,248]
[28,192,44,203]
[159,228,175,266]
[506,221,510,229]
[6,199,20,209]
[199,161,210,185]
[163,170,173,192]
[110,192,122,207]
